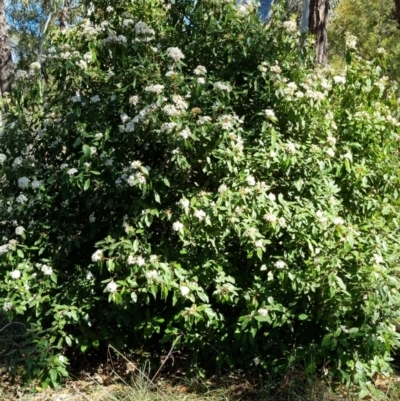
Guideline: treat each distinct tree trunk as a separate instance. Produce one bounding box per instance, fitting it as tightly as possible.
[394,0,400,29]
[0,0,13,94]
[60,0,71,31]
[309,0,329,64]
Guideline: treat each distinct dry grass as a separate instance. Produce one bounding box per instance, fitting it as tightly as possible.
[1,345,400,401]
[0,366,364,401]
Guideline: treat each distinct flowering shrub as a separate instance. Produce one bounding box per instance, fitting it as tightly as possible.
[1,0,400,392]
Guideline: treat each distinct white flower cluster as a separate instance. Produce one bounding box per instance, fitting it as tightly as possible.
[194,65,207,75]
[12,157,23,168]
[179,128,191,139]
[10,269,21,279]
[173,221,184,231]
[161,122,177,132]
[102,35,127,45]
[91,249,103,262]
[129,95,140,105]
[283,20,297,33]
[213,81,232,92]
[194,209,206,220]
[106,281,118,292]
[41,264,53,275]
[135,21,155,36]
[18,177,30,189]
[218,114,242,130]
[16,194,27,204]
[145,84,164,94]
[166,47,185,61]
[197,116,212,125]
[0,244,9,255]
[122,19,134,27]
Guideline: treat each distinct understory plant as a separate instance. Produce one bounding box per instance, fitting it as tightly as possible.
[1,0,400,394]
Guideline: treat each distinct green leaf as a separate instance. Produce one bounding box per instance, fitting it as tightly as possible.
[82,144,91,157]
[49,369,58,384]
[83,179,90,191]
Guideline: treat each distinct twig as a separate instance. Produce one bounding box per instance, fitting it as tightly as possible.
[0,321,26,333]
[150,335,182,384]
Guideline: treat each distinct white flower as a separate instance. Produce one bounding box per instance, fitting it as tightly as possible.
[194,210,206,220]
[30,61,41,71]
[145,270,158,279]
[376,47,386,55]
[172,221,184,231]
[150,255,158,263]
[0,154,6,164]
[41,264,53,275]
[90,146,97,155]
[12,157,23,168]
[166,47,185,61]
[179,128,191,139]
[213,81,232,92]
[106,5,114,12]
[16,194,27,204]
[274,260,286,269]
[67,168,78,175]
[265,109,276,118]
[3,301,12,311]
[0,244,9,254]
[163,104,180,116]
[218,184,228,193]
[15,226,25,236]
[278,217,286,227]
[197,77,205,84]
[89,213,96,223]
[333,76,346,85]
[286,142,296,154]
[135,21,155,36]
[58,355,66,363]
[194,65,207,75]
[129,95,140,105]
[76,59,87,69]
[345,34,357,49]
[283,20,297,33]
[91,249,103,262]
[326,148,335,157]
[374,254,384,264]
[180,285,190,296]
[120,113,130,124]
[246,175,256,186]
[179,198,190,208]
[10,270,21,279]
[106,281,118,293]
[161,122,177,132]
[31,180,42,189]
[333,217,344,226]
[18,177,30,189]
[136,256,146,266]
[145,84,164,94]
[263,213,277,223]
[131,160,142,169]
[86,271,94,280]
[197,116,212,125]
[165,70,178,78]
[90,95,100,103]
[255,240,263,248]
[327,136,337,146]
[343,152,352,160]
[268,193,276,202]
[258,308,268,317]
